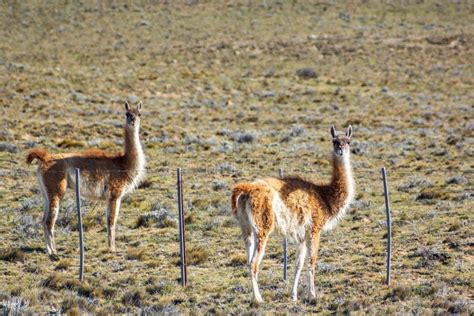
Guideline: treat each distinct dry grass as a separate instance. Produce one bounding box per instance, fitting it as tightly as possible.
[0,248,26,263]
[0,0,472,314]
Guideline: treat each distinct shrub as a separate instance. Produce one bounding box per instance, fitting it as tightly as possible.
[212,180,227,191]
[17,215,38,238]
[230,131,257,143]
[135,203,177,229]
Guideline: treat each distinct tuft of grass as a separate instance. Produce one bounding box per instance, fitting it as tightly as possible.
[61,296,81,315]
[0,248,25,263]
[82,212,103,231]
[126,248,148,261]
[102,287,117,299]
[229,254,247,266]
[385,285,412,302]
[185,212,198,224]
[121,289,145,307]
[186,246,209,266]
[146,260,160,268]
[55,259,72,271]
[416,189,450,201]
[412,284,438,297]
[63,279,81,291]
[42,274,65,291]
[77,283,94,298]
[146,279,175,295]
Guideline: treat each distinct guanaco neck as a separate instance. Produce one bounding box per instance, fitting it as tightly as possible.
[327,151,354,216]
[123,125,144,171]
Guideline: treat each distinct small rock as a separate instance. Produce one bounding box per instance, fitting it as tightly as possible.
[296,67,317,79]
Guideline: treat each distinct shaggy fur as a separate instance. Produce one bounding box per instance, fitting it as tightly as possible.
[27,101,145,256]
[231,125,354,302]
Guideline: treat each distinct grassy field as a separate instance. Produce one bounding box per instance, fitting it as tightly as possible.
[0,1,473,314]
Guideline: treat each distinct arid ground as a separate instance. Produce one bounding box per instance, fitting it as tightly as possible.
[0,1,472,314]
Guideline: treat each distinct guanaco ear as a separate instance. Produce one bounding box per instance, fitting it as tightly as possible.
[346,125,352,138]
[125,101,131,111]
[330,125,337,138]
[137,101,142,112]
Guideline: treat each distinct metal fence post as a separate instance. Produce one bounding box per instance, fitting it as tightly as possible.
[177,168,187,286]
[381,167,391,286]
[75,168,84,282]
[279,168,288,283]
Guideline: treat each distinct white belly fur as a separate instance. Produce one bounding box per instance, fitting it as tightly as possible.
[271,191,311,242]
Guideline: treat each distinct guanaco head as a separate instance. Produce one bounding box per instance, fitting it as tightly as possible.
[331,125,352,157]
[125,101,142,129]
